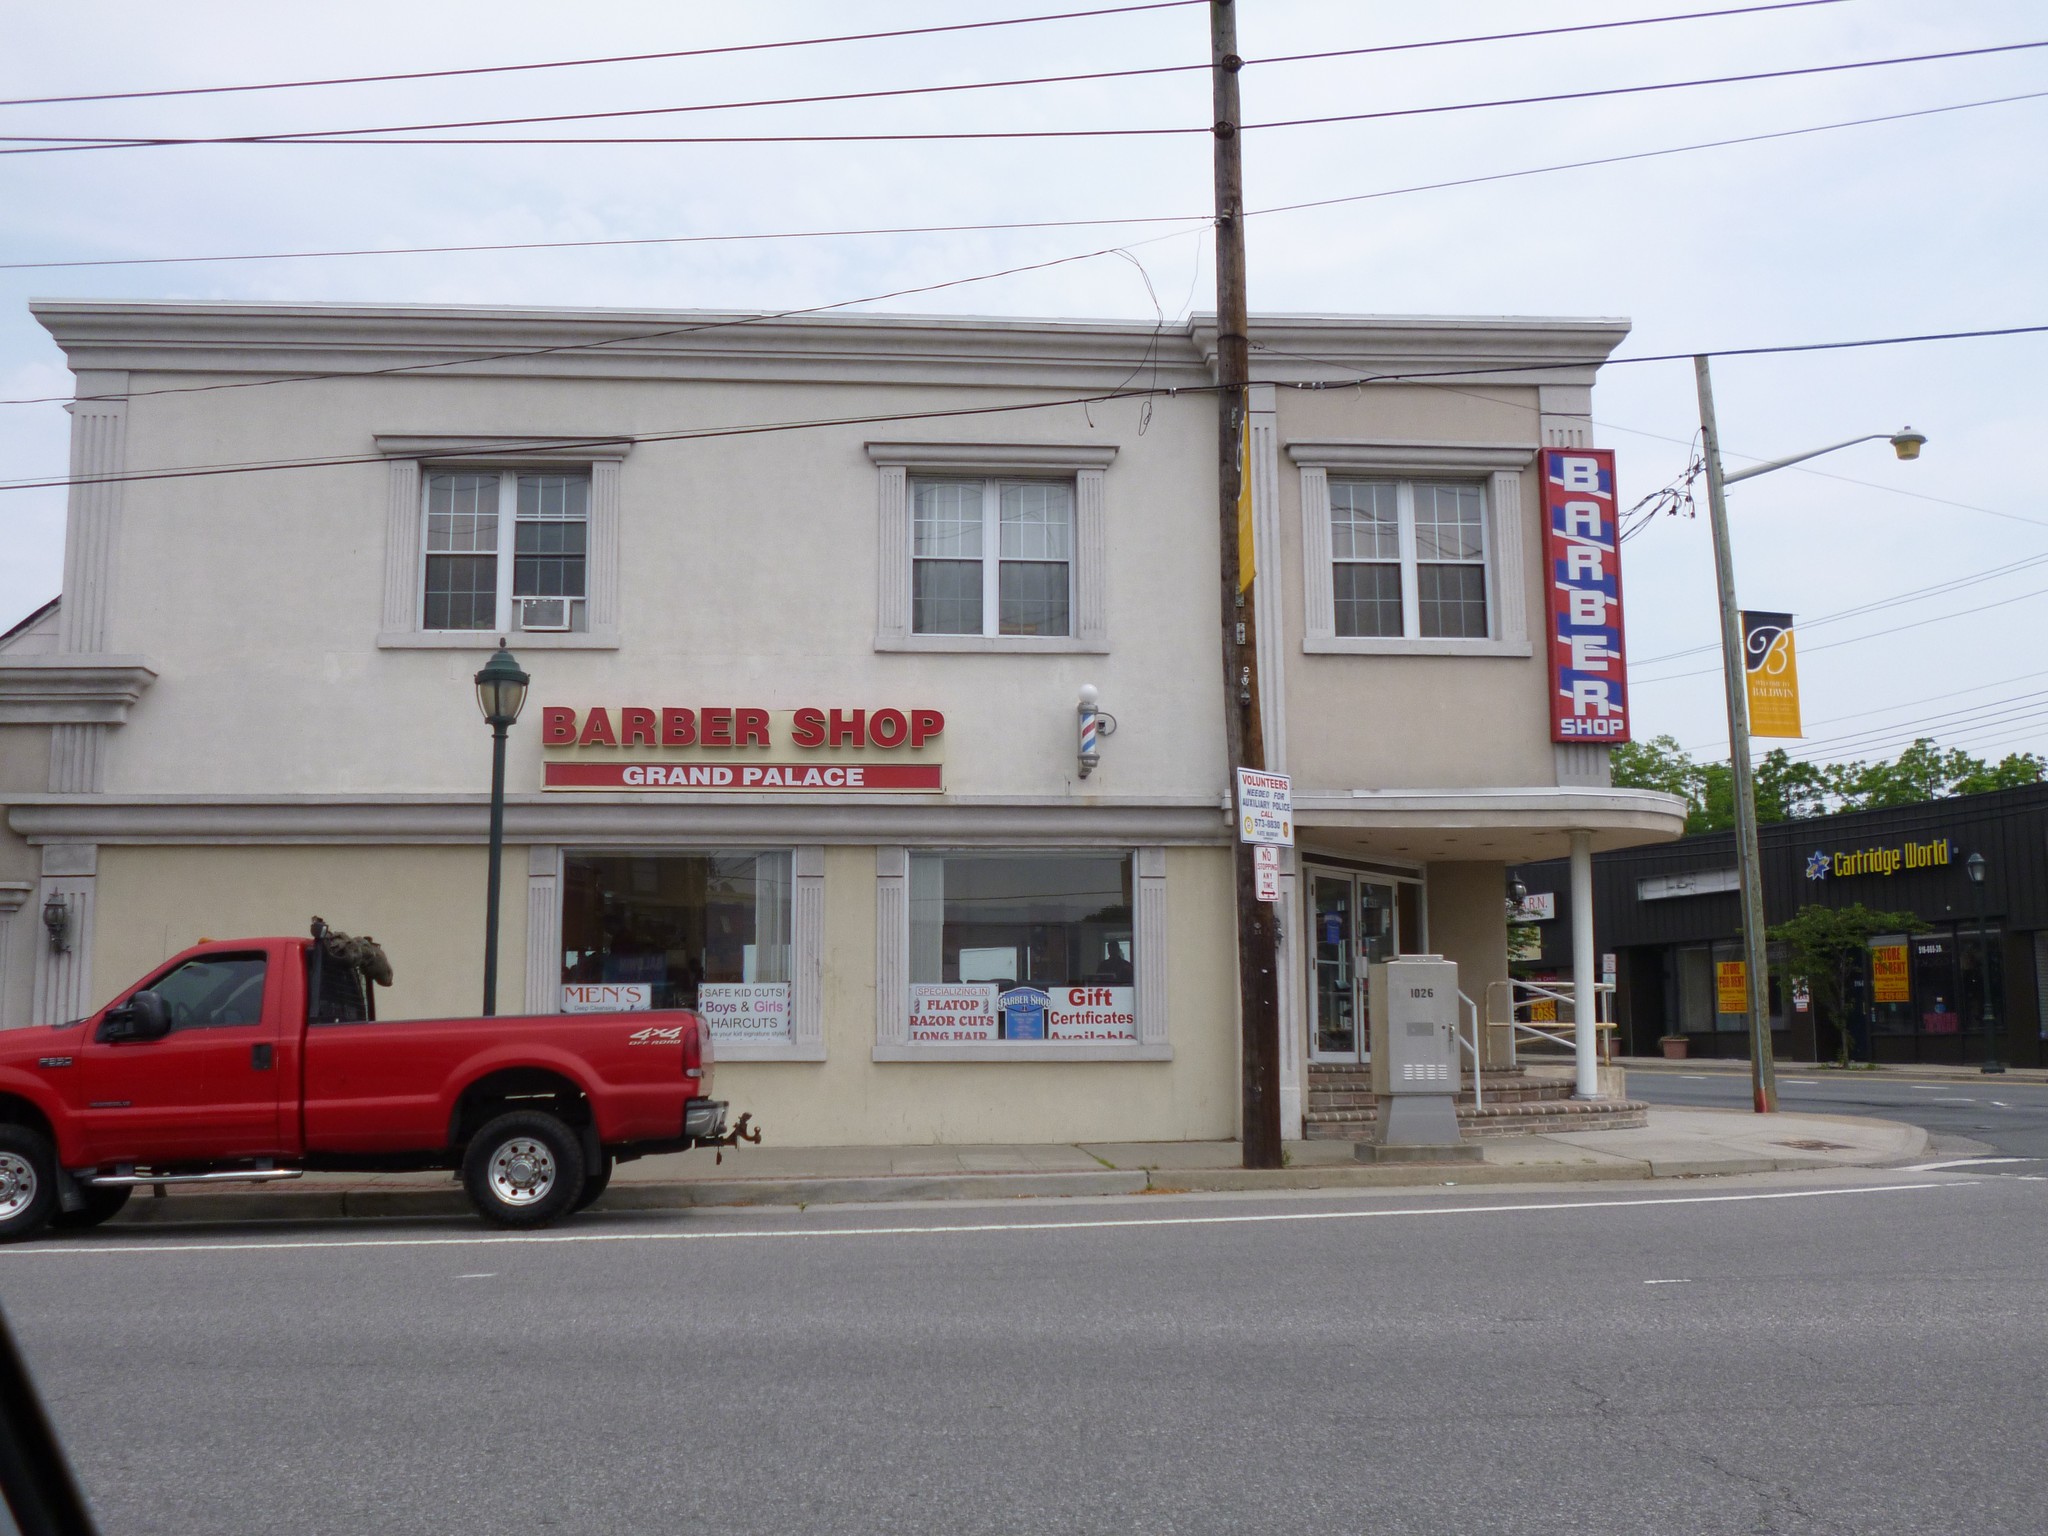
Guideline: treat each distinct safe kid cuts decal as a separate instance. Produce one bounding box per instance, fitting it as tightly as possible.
[1544,447,1631,744]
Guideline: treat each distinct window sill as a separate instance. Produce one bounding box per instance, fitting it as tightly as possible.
[1302,636,1531,657]
[709,1040,826,1063]
[873,1042,1171,1063]
[378,629,620,650]
[874,634,1108,655]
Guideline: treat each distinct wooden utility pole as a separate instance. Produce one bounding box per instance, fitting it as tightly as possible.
[1211,0,1282,1168]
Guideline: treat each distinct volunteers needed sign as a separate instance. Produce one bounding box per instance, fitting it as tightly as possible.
[1544,448,1631,744]
[540,705,944,791]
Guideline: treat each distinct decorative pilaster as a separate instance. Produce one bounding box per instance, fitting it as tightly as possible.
[1135,846,1169,1047]
[1489,468,1528,647]
[381,458,422,633]
[1075,466,1107,648]
[588,459,622,637]
[523,845,561,1014]
[1298,466,1333,640]
[791,845,825,1055]
[1538,384,1594,449]
[58,386,127,655]
[1247,383,1285,770]
[31,845,97,1026]
[0,883,31,1031]
[875,465,910,644]
[874,846,909,1046]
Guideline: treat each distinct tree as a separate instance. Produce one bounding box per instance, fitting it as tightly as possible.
[1767,902,1927,1067]
[1610,733,2046,832]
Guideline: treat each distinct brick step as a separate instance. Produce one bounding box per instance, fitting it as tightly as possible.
[1301,1098,1649,1140]
[1306,1081,1578,1112]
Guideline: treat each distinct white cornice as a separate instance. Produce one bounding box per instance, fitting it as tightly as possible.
[1285,440,1537,471]
[864,441,1119,470]
[5,794,1233,847]
[372,433,635,462]
[30,301,1635,395]
[0,656,157,725]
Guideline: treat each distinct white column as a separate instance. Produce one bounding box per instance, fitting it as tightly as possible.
[0,883,31,1031]
[1570,830,1600,1099]
[32,845,97,1026]
[874,846,909,1047]
[1134,847,1169,1047]
[523,845,561,1014]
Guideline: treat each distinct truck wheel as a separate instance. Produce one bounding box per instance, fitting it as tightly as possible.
[573,1155,614,1213]
[52,1185,133,1231]
[0,1126,58,1244]
[462,1111,585,1228]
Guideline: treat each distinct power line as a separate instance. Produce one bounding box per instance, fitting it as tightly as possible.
[1634,584,2048,684]
[0,1,1206,108]
[0,2,1852,153]
[0,222,1215,409]
[1632,551,2048,668]
[1785,688,2048,757]
[7,320,2048,496]
[1683,664,2048,751]
[10,38,2041,153]
[15,81,2040,278]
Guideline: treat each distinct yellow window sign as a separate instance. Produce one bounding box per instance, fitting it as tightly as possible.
[1716,959,1748,1015]
[1871,944,1910,1004]
[1741,610,1802,738]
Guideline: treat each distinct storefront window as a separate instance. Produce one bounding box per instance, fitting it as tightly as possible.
[1675,942,1749,1033]
[906,852,1135,1042]
[560,852,792,1042]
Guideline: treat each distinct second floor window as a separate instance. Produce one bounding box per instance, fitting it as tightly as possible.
[911,477,1074,638]
[1330,478,1489,639]
[423,469,589,633]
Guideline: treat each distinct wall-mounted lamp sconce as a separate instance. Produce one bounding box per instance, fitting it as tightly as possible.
[1076,684,1118,778]
[42,892,70,953]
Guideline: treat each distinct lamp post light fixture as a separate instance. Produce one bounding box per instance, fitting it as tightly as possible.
[1965,851,2003,1075]
[40,892,69,953]
[1693,354,1925,1113]
[473,641,530,1017]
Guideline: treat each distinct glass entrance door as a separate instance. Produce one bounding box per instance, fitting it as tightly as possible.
[1308,871,1399,1063]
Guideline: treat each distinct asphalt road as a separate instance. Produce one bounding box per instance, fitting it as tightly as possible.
[1628,1068,2048,1162]
[4,1171,2046,1536]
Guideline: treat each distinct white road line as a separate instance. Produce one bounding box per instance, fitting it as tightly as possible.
[5,1182,1968,1259]
[1911,1085,1949,1091]
[1784,1079,1819,1085]
[1900,1157,2037,1171]
[1642,1278,1693,1285]
[1933,1098,1979,1105]
[1991,1101,2010,1108]
[455,1272,496,1279]
[1679,1074,1708,1079]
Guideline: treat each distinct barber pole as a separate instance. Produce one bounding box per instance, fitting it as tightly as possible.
[1077,684,1101,778]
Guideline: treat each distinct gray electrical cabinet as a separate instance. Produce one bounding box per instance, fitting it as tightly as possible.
[1360,954,1478,1160]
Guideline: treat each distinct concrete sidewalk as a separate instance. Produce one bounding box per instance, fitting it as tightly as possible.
[1620,1055,2048,1084]
[106,1107,1928,1226]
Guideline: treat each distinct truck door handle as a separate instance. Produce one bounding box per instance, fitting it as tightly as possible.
[251,1044,273,1071]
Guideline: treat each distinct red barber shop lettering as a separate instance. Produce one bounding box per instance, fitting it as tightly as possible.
[544,706,945,752]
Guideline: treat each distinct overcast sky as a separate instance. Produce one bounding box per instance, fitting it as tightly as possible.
[4,0,2044,772]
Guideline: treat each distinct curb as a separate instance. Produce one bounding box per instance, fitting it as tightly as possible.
[104,1145,1915,1226]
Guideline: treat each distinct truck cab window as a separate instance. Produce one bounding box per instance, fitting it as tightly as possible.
[150,954,268,1030]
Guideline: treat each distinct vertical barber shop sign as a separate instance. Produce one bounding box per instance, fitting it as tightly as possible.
[1544,448,1631,743]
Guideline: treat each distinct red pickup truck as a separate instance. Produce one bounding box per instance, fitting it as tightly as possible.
[0,921,739,1242]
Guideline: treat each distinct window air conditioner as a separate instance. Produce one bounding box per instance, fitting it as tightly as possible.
[516,597,571,632]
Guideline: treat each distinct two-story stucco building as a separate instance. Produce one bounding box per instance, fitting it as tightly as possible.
[0,300,1685,1146]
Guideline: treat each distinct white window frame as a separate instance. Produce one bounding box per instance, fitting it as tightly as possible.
[1289,440,1533,657]
[872,845,1170,1061]
[376,435,627,650]
[869,442,1114,653]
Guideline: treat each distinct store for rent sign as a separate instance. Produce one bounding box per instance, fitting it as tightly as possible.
[540,704,945,791]
[1545,448,1632,744]
[1870,944,1911,1004]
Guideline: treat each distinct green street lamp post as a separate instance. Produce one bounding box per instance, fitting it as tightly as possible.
[1966,851,2003,1075]
[474,642,530,1017]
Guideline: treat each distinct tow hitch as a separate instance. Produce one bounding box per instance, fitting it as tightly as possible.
[709,1112,762,1164]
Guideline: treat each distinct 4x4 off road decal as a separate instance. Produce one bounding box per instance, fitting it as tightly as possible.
[627,1026,685,1045]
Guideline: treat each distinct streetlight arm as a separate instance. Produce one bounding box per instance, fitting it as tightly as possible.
[1722,433,1892,485]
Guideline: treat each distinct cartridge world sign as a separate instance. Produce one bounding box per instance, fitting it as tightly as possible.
[1804,836,1954,881]
[540,705,945,791]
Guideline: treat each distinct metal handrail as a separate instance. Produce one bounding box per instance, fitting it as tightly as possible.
[1457,990,1483,1111]
[1484,978,1617,1068]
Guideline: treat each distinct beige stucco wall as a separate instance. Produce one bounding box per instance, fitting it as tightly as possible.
[90,844,522,1023]
[1424,860,1512,1067]
[83,841,1241,1147]
[95,374,1227,804]
[1272,385,1557,793]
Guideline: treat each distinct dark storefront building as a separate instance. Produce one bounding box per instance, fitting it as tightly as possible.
[1512,784,2047,1068]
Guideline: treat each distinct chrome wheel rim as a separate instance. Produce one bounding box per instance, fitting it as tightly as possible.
[0,1151,38,1221]
[486,1137,557,1206]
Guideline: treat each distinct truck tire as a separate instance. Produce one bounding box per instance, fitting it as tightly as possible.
[573,1154,614,1213]
[462,1111,586,1228]
[52,1185,133,1231]
[0,1125,58,1244]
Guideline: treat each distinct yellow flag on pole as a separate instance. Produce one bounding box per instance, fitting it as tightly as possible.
[1237,417,1255,592]
[1740,610,1802,737]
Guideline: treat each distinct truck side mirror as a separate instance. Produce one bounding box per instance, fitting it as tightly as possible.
[102,990,172,1043]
